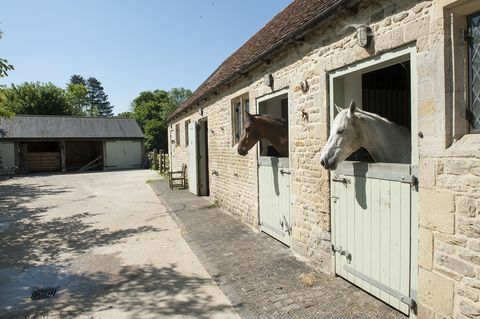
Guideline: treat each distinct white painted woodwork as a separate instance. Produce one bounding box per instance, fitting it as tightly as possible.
[188,122,198,195]
[106,140,142,169]
[0,142,15,168]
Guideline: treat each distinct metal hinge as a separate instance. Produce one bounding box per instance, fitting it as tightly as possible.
[344,266,417,313]
[280,216,292,234]
[280,168,291,175]
[331,244,352,263]
[464,29,472,43]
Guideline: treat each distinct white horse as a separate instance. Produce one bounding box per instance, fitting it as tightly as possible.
[320,101,411,170]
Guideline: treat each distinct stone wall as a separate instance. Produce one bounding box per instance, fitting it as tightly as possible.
[169,0,480,317]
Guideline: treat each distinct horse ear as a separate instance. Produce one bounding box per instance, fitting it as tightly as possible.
[245,111,254,124]
[334,104,343,114]
[348,100,356,116]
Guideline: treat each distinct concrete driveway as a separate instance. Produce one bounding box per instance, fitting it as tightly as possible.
[0,170,239,319]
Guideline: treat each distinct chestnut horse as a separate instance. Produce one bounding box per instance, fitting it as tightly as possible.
[237,112,288,156]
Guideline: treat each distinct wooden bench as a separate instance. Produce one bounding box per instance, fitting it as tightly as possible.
[169,164,187,189]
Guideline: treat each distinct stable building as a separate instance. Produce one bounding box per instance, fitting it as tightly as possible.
[0,115,145,173]
[167,0,480,317]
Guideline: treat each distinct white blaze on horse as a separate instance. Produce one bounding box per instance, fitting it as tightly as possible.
[237,112,288,157]
[320,101,411,170]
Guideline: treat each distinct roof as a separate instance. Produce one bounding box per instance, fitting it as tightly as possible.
[167,0,342,122]
[0,115,144,139]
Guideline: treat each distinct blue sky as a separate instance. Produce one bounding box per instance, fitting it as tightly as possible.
[0,1,292,114]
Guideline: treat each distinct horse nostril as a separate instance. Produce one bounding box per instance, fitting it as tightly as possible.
[321,159,326,167]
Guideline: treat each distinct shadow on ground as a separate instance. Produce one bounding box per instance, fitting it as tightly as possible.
[0,179,231,318]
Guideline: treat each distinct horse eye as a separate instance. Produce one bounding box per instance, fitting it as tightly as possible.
[337,129,344,134]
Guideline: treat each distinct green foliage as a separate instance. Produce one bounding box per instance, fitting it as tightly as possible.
[86,77,113,117]
[0,82,73,115]
[130,88,191,151]
[69,74,86,86]
[116,111,133,118]
[0,30,14,117]
[66,83,89,116]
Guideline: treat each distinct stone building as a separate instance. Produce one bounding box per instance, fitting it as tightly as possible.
[166,0,480,318]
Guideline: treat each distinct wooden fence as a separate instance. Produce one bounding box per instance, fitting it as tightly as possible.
[150,149,169,174]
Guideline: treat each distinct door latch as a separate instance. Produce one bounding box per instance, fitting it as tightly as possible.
[332,176,350,185]
[280,168,291,175]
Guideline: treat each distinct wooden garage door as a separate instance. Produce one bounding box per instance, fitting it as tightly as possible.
[106,141,142,169]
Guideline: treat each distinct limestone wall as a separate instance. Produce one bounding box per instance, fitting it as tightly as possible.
[168,0,480,317]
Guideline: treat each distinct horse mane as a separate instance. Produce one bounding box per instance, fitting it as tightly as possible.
[344,108,410,132]
[252,114,287,125]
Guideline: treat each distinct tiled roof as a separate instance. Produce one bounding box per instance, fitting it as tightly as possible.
[168,0,341,122]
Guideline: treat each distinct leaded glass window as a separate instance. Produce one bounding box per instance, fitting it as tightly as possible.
[468,12,480,132]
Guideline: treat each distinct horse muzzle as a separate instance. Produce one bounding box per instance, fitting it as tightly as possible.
[320,158,337,170]
[237,148,248,156]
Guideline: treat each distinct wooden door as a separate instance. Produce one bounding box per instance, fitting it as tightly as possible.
[258,157,291,246]
[332,162,416,315]
[188,122,198,195]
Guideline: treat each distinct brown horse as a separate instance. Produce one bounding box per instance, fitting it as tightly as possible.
[237,112,289,156]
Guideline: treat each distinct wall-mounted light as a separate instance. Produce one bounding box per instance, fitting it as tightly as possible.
[356,25,372,48]
[263,73,273,88]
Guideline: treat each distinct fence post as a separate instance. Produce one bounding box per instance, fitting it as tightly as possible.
[159,149,164,172]
[153,149,159,170]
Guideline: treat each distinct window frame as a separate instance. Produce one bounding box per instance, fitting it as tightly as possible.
[185,120,190,146]
[468,11,480,133]
[231,94,250,146]
[175,123,180,147]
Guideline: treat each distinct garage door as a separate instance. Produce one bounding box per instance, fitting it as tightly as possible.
[0,142,15,168]
[106,141,142,169]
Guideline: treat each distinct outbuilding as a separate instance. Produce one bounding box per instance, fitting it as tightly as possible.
[0,115,145,173]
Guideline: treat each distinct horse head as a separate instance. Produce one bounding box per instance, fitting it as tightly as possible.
[237,112,260,156]
[320,101,362,170]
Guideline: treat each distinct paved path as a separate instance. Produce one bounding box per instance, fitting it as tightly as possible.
[151,180,406,319]
[0,170,239,319]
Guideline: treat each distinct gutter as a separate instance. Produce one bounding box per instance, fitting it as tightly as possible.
[167,0,357,123]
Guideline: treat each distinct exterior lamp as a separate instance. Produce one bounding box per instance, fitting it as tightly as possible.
[356,25,372,48]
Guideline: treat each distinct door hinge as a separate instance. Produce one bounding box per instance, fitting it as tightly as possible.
[280,168,291,175]
[280,216,292,235]
[332,244,352,263]
[344,266,417,313]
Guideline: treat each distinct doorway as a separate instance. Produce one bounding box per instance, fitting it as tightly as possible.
[188,118,209,196]
[257,89,291,246]
[329,46,418,315]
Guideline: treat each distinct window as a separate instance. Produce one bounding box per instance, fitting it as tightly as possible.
[175,124,180,147]
[231,94,249,145]
[185,120,190,146]
[468,12,480,132]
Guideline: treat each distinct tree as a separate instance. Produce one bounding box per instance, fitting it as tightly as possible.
[66,83,89,116]
[117,111,133,118]
[129,88,192,150]
[86,77,113,117]
[0,30,14,117]
[69,74,86,86]
[0,82,73,115]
